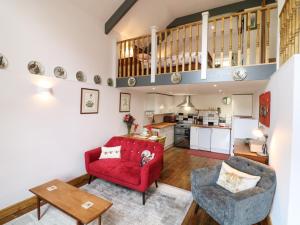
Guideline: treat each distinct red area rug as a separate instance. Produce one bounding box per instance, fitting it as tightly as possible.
[187,149,229,160]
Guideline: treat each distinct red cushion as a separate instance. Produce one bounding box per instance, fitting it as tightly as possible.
[113,162,141,185]
[89,159,121,175]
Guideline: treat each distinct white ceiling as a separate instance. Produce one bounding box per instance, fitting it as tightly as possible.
[121,80,268,95]
[72,0,243,39]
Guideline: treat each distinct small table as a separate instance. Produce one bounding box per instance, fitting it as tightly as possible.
[233,139,269,165]
[29,179,112,225]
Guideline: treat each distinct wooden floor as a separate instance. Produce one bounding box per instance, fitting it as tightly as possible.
[159,147,270,225]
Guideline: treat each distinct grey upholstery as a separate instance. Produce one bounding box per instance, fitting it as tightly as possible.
[191,156,276,225]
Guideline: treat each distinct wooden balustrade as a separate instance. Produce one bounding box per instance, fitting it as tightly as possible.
[117,4,277,78]
[280,0,300,64]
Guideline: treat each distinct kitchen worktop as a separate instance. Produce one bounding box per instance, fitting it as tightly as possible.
[144,122,176,129]
[191,124,232,129]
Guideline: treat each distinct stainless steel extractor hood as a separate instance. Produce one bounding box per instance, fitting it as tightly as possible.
[177,96,195,108]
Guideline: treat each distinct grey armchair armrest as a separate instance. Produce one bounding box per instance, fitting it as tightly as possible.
[191,163,222,189]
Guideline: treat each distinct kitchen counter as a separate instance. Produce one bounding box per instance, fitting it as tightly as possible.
[144,122,176,129]
[191,124,232,129]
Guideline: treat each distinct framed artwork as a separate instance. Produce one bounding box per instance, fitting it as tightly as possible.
[119,92,131,112]
[249,12,257,30]
[259,91,271,127]
[80,88,99,114]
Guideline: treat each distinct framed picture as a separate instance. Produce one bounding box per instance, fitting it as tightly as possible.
[249,12,257,30]
[80,88,99,114]
[259,91,271,127]
[119,92,131,112]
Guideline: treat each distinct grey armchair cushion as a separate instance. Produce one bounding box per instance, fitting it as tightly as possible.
[191,156,276,225]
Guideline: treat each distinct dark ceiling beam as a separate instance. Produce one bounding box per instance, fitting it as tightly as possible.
[105,0,137,34]
[167,0,276,29]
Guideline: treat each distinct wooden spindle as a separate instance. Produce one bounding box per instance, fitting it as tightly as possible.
[136,39,140,76]
[158,32,162,74]
[265,9,270,63]
[118,42,121,77]
[141,38,145,75]
[256,10,262,64]
[147,36,150,75]
[229,16,233,67]
[128,40,131,76]
[246,13,251,65]
[221,17,225,67]
[195,24,200,70]
[183,26,186,71]
[123,41,127,77]
[132,39,135,76]
[170,29,173,73]
[238,14,242,66]
[176,28,179,73]
[296,0,300,53]
[189,25,192,71]
[164,30,167,73]
[213,20,217,68]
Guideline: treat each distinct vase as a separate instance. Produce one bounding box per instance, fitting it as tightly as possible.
[127,124,132,135]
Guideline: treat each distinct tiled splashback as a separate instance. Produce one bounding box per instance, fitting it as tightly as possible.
[176,113,194,124]
[176,112,232,125]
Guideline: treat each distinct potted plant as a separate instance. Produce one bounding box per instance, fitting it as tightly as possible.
[123,114,135,135]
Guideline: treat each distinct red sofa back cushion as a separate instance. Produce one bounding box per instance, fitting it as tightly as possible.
[104,136,163,164]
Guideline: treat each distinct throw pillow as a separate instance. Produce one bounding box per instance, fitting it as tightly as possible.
[99,146,121,159]
[140,150,155,167]
[216,162,261,193]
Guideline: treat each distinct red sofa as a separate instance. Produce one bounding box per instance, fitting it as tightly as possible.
[84,136,164,204]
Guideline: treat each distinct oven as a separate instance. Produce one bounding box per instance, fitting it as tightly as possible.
[174,123,191,148]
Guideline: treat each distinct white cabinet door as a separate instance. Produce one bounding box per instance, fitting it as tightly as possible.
[198,128,211,151]
[232,94,253,117]
[190,127,199,149]
[211,128,231,154]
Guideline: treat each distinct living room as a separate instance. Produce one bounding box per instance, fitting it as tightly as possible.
[0,0,299,225]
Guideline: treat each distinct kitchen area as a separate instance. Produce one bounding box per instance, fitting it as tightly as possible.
[143,92,259,155]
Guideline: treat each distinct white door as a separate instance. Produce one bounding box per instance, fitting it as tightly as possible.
[198,128,211,151]
[190,127,199,149]
[211,128,231,154]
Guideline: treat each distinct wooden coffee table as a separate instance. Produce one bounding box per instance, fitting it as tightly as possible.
[29,179,112,225]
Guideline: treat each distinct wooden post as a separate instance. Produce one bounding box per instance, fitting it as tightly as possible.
[183,26,186,71]
[158,32,162,74]
[131,39,135,76]
[201,11,209,79]
[136,39,140,76]
[265,9,270,63]
[246,12,251,65]
[189,25,192,71]
[238,14,242,66]
[141,38,145,75]
[170,29,174,73]
[164,30,167,73]
[176,28,179,73]
[212,20,217,68]
[221,17,225,67]
[123,41,127,76]
[150,26,158,82]
[229,16,233,67]
[256,10,261,64]
[296,0,300,54]
[195,23,200,70]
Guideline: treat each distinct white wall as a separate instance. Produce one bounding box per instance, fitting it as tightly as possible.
[264,55,300,225]
[0,0,145,209]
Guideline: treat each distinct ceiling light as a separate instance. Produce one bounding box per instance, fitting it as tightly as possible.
[213,84,217,87]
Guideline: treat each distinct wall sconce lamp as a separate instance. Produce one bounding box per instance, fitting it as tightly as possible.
[37,87,53,100]
[252,127,269,156]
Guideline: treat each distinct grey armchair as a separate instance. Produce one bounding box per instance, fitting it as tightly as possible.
[191,156,276,225]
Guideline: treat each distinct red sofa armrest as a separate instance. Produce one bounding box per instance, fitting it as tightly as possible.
[85,147,101,172]
[140,154,163,189]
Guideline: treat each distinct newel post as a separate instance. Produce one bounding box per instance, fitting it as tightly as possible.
[150,26,158,83]
[201,11,209,80]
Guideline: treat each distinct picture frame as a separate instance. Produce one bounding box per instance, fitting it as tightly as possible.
[249,12,257,30]
[119,92,131,112]
[80,88,99,114]
[259,91,271,127]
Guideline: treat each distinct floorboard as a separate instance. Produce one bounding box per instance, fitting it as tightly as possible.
[159,147,270,225]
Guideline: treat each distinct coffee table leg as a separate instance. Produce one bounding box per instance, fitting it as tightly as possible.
[77,221,84,225]
[98,216,101,225]
[36,196,41,220]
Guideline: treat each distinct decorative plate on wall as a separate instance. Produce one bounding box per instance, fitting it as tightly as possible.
[28,61,44,75]
[76,71,86,82]
[0,54,8,69]
[128,77,136,87]
[107,78,114,86]
[94,75,101,84]
[54,66,67,79]
[171,72,182,84]
[232,68,247,81]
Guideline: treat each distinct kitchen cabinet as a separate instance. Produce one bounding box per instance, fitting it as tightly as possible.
[232,94,253,117]
[211,128,231,154]
[153,125,174,150]
[190,126,231,154]
[145,93,174,114]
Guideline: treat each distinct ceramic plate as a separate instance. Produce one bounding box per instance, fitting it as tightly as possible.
[128,77,136,87]
[54,66,67,79]
[0,54,8,69]
[76,71,86,82]
[94,75,101,84]
[171,72,182,84]
[28,61,44,75]
[107,78,114,86]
